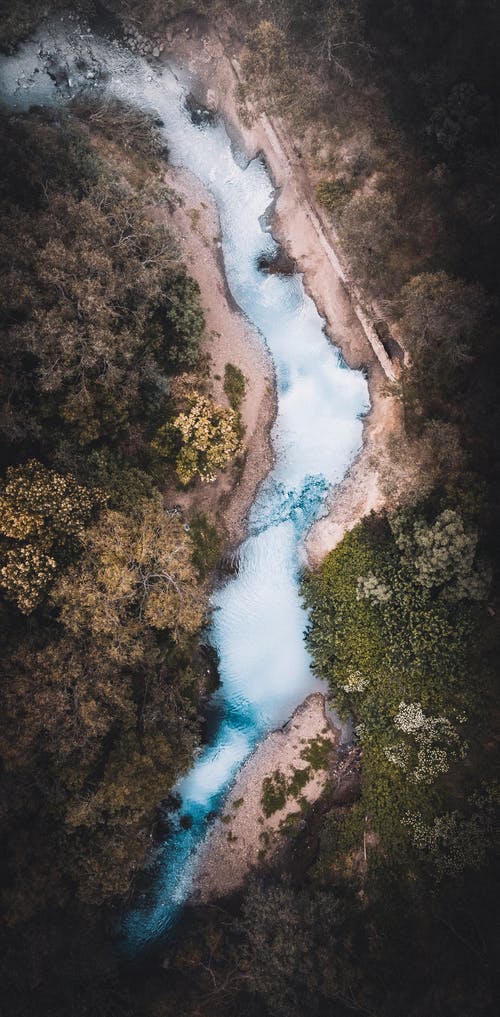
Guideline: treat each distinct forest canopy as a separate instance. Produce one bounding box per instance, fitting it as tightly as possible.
[0,99,227,1016]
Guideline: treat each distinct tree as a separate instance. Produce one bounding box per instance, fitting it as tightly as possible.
[384,701,467,784]
[427,83,493,159]
[338,190,403,295]
[241,879,359,1017]
[53,495,205,663]
[153,391,242,485]
[0,113,202,451]
[400,271,485,366]
[155,271,205,370]
[1,635,130,775]
[243,20,288,83]
[0,460,95,612]
[391,508,490,601]
[313,0,369,83]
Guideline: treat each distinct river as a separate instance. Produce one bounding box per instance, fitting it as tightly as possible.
[0,17,370,949]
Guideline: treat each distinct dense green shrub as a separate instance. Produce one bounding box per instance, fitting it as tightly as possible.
[303,508,492,868]
[188,511,222,579]
[223,362,246,410]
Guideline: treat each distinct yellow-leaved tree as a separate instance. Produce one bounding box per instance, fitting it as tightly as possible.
[0,460,95,613]
[53,495,205,664]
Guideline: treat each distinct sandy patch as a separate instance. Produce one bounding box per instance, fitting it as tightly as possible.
[191,693,338,903]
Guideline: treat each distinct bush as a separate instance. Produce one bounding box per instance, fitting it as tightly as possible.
[153,391,242,485]
[316,177,352,213]
[261,770,288,817]
[223,362,246,410]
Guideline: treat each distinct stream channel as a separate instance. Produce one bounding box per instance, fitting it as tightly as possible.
[0,18,370,950]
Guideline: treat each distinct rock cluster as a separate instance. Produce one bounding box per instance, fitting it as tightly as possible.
[123,26,167,59]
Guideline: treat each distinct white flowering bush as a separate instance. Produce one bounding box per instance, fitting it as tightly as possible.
[391,509,490,601]
[404,790,497,877]
[356,571,392,604]
[341,668,369,693]
[384,701,467,784]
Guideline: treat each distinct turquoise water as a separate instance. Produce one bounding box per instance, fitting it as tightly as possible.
[0,22,370,949]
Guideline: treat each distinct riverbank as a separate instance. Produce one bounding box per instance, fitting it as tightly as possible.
[164,18,402,563]
[156,161,276,547]
[191,693,339,902]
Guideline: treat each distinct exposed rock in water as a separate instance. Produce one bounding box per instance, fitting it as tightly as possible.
[185,92,217,127]
[258,248,296,275]
[218,550,240,576]
[45,54,69,87]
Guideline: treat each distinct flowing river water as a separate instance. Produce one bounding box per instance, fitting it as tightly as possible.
[0,19,370,950]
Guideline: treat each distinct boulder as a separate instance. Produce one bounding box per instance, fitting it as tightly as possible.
[257,248,296,275]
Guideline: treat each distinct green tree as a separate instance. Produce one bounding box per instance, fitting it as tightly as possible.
[391,508,490,601]
[155,271,205,370]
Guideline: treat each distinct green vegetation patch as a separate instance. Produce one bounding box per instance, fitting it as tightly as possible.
[188,512,221,579]
[287,766,311,797]
[261,765,313,818]
[300,735,333,771]
[316,177,352,213]
[261,770,288,817]
[224,362,246,410]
